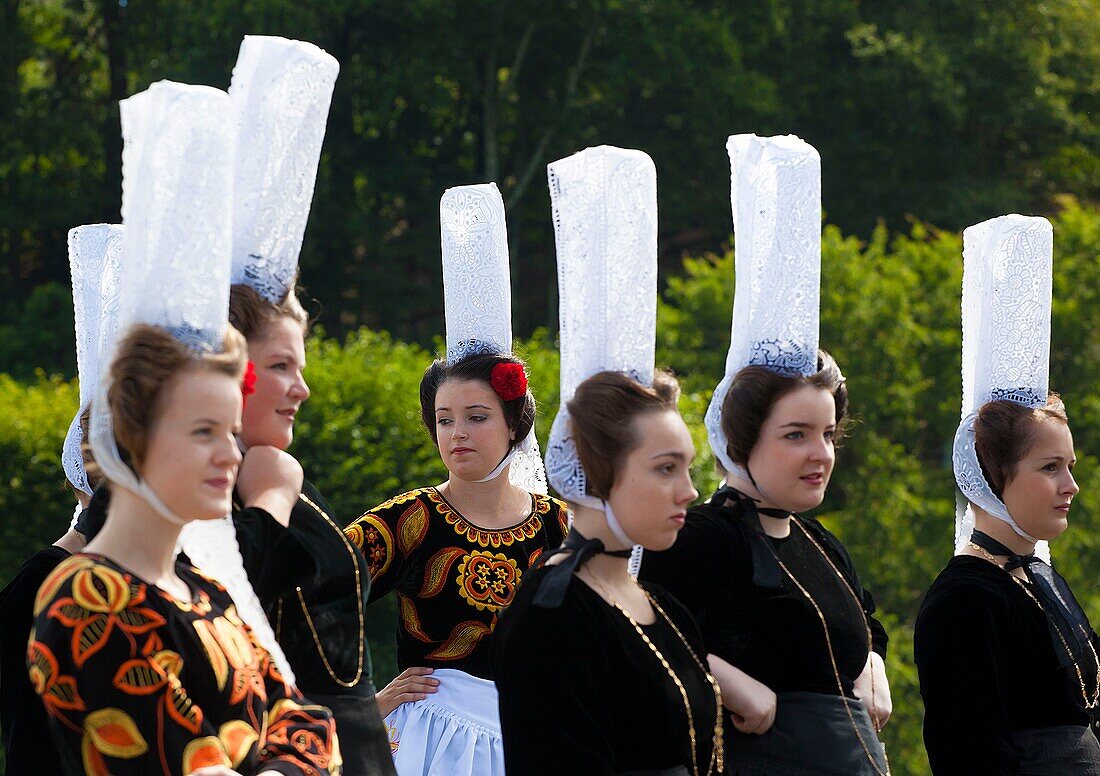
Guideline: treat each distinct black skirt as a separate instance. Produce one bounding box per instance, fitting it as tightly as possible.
[1010,725,1100,775]
[725,691,888,776]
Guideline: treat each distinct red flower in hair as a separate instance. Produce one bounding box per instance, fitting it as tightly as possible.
[241,361,257,404]
[490,362,528,402]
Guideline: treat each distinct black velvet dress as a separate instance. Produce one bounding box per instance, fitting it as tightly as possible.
[914,555,1100,775]
[492,562,721,775]
[640,488,889,774]
[233,479,395,776]
[0,545,69,774]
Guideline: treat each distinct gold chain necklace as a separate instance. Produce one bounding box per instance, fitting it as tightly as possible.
[771,521,890,776]
[582,570,724,776]
[275,492,366,688]
[1008,575,1100,711]
[966,542,1100,710]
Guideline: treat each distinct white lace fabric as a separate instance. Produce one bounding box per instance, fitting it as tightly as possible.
[440,183,547,495]
[63,224,124,497]
[93,78,295,682]
[953,215,1054,555]
[230,35,339,302]
[705,134,822,476]
[545,145,659,570]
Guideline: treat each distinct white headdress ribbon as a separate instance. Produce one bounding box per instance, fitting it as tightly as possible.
[545,146,659,574]
[63,224,124,500]
[95,79,294,683]
[230,35,339,302]
[440,183,547,494]
[705,134,822,482]
[953,215,1053,556]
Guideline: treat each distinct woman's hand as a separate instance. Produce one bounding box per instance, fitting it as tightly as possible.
[707,654,777,735]
[236,445,304,527]
[853,652,892,731]
[376,666,440,718]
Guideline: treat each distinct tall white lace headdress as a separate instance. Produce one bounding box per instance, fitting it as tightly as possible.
[63,224,124,507]
[93,80,295,682]
[229,35,339,302]
[545,145,659,573]
[440,182,548,494]
[705,134,822,481]
[953,215,1054,557]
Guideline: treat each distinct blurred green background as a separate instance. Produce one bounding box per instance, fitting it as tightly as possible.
[3,1,1100,773]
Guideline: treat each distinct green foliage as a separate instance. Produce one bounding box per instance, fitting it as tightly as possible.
[0,372,80,581]
[4,0,1100,377]
[3,200,1100,776]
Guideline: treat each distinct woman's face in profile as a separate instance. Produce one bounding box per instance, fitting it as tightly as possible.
[1001,419,1078,541]
[608,409,698,551]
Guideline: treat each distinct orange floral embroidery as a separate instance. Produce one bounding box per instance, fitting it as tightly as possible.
[35,556,94,616]
[266,698,340,772]
[111,649,203,734]
[219,719,259,768]
[81,708,148,774]
[45,563,165,669]
[349,515,394,579]
[426,620,493,661]
[26,640,84,728]
[182,736,231,772]
[455,551,520,612]
[419,547,466,598]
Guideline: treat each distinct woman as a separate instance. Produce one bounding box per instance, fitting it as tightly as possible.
[641,352,891,775]
[28,323,339,774]
[915,396,1100,773]
[227,282,394,775]
[344,350,569,772]
[493,370,722,775]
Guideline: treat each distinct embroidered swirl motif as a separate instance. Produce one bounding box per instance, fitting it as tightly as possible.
[455,551,521,612]
[350,514,395,580]
[430,488,545,548]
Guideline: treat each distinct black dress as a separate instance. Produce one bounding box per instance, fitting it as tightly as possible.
[640,488,889,774]
[233,479,394,776]
[0,545,69,774]
[29,552,339,775]
[492,562,720,775]
[345,486,570,679]
[914,555,1100,775]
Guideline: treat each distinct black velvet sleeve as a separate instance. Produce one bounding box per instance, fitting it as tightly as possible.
[494,580,618,774]
[914,584,1019,774]
[232,502,316,601]
[802,517,889,657]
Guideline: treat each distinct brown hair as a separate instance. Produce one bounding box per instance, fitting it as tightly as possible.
[420,351,536,447]
[86,324,246,478]
[568,369,681,499]
[974,394,1068,497]
[720,349,849,468]
[228,283,308,342]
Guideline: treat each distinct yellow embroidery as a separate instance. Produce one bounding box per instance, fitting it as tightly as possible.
[455,551,521,612]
